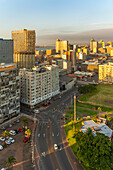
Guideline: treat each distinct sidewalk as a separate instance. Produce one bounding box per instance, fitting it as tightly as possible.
[61,122,84,170]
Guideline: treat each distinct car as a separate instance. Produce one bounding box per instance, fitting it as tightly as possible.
[1,168,6,170]
[8,124,12,128]
[23,137,28,143]
[0,126,6,130]
[0,145,3,151]
[0,137,5,142]
[16,119,20,123]
[18,128,23,132]
[54,144,58,150]
[5,140,11,145]
[9,130,16,136]
[6,136,9,139]
[34,109,40,114]
[9,137,15,143]
[14,129,19,134]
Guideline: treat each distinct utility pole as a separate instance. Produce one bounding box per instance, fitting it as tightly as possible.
[74,93,76,122]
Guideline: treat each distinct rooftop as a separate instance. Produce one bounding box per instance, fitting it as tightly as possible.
[80,119,113,139]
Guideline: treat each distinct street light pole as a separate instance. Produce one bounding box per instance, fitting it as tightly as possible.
[74,93,76,122]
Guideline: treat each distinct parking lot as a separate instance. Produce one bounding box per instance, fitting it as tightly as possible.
[0,117,34,170]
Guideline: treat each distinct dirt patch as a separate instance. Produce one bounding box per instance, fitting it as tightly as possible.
[105,100,113,105]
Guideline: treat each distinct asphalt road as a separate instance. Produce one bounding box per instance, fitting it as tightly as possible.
[35,86,78,170]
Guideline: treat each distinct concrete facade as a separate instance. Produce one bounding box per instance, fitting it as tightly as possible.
[0,63,20,123]
[19,65,60,107]
[0,39,13,64]
[99,62,113,83]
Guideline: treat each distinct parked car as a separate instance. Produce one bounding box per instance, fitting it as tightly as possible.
[5,140,11,145]
[54,144,58,150]
[9,137,15,143]
[8,124,12,128]
[14,129,19,134]
[6,136,9,139]
[0,145,3,151]
[0,126,6,130]
[16,119,20,123]
[0,137,5,142]
[18,128,23,132]
[9,130,16,136]
[23,137,28,143]
[34,109,40,114]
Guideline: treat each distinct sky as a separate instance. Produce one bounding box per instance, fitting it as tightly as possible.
[0,0,113,45]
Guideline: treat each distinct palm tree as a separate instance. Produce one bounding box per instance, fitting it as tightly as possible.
[6,156,16,168]
[21,117,28,130]
[2,130,9,139]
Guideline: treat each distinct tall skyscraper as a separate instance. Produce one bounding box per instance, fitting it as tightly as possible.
[0,38,13,64]
[56,39,68,54]
[12,29,35,69]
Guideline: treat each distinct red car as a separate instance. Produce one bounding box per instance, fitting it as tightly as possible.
[24,137,28,142]
[18,128,23,132]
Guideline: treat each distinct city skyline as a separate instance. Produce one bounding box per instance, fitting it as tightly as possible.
[0,0,113,45]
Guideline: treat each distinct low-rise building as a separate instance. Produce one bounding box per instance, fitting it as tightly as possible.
[19,65,59,107]
[80,119,113,140]
[0,63,20,123]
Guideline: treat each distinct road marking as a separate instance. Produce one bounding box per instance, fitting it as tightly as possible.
[38,134,40,137]
[43,133,45,137]
[52,133,54,136]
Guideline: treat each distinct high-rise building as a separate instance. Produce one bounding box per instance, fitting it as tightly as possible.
[19,65,59,107]
[56,39,68,53]
[12,29,35,69]
[99,62,113,83]
[90,38,98,53]
[0,63,20,123]
[14,52,35,69]
[0,38,13,64]
[12,29,35,53]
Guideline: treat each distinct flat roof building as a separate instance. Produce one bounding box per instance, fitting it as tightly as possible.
[19,65,59,107]
[0,38,13,64]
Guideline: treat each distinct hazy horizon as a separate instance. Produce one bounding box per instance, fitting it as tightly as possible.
[36,28,113,46]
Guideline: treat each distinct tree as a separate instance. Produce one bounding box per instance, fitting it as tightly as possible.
[74,129,113,169]
[78,84,97,94]
[6,156,16,168]
[21,117,28,130]
[2,130,9,139]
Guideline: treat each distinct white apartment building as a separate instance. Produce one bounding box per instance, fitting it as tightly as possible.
[0,63,20,123]
[19,65,60,107]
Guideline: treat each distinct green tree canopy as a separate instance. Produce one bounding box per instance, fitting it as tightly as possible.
[74,128,113,169]
[78,84,97,94]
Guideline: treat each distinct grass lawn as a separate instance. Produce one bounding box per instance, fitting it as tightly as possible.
[77,107,97,116]
[65,120,82,146]
[66,107,97,117]
[79,84,113,108]
[76,102,113,114]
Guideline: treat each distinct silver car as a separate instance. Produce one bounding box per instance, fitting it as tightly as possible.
[5,140,11,145]
[0,145,3,151]
[0,137,5,142]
